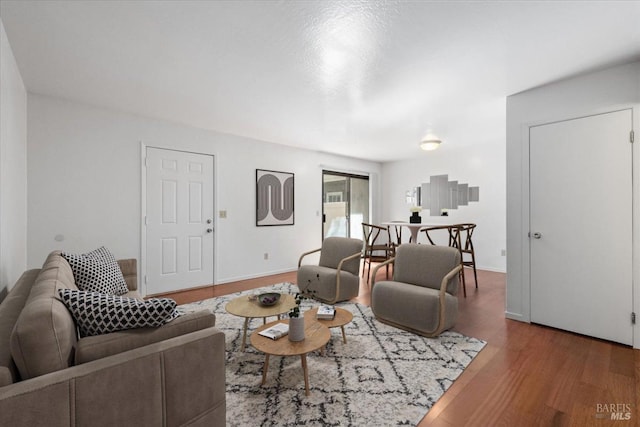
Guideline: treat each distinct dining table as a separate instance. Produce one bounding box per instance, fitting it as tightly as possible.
[382,221,447,244]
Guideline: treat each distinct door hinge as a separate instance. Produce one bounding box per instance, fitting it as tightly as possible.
[144,275,148,284]
[632,312,636,325]
[631,130,634,143]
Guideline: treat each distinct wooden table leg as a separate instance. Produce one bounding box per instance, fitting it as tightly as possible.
[300,354,310,396]
[261,354,270,386]
[340,325,347,344]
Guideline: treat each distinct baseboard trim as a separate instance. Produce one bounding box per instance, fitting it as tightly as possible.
[505,311,528,322]
[216,267,297,285]
[475,265,507,273]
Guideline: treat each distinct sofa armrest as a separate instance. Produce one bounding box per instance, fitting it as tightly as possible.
[0,327,226,427]
[116,258,137,291]
[75,310,216,364]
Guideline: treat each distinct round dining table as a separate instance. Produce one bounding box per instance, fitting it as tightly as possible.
[382,221,448,243]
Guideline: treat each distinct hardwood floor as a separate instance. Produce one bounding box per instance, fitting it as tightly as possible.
[154,266,639,426]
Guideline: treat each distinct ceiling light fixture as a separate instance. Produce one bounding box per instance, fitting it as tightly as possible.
[419,133,442,151]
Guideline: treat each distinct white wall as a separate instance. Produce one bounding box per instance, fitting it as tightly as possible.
[381,137,506,273]
[506,61,640,346]
[27,94,382,291]
[0,20,27,297]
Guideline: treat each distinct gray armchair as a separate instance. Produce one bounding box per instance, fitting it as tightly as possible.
[297,237,363,304]
[371,244,461,337]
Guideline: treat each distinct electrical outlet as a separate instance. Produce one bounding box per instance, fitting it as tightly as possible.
[264,253,269,260]
[219,210,227,218]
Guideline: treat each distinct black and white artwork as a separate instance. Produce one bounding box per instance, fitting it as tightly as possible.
[256,169,294,226]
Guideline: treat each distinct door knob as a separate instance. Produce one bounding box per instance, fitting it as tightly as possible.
[206,219,212,224]
[206,228,213,233]
[532,232,542,239]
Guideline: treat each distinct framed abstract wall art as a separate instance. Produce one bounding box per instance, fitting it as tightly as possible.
[256,169,294,226]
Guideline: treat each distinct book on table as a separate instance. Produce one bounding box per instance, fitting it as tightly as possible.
[258,322,289,340]
[317,305,336,320]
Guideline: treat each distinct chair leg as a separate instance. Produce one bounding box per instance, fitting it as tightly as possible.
[362,253,372,282]
[460,266,467,297]
[472,255,478,288]
[361,256,366,278]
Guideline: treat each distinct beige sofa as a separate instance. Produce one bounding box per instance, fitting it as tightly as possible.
[0,251,226,426]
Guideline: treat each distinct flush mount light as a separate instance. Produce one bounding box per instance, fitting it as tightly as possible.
[419,134,442,151]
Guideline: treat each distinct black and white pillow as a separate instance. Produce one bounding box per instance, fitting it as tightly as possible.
[58,289,179,337]
[62,246,129,295]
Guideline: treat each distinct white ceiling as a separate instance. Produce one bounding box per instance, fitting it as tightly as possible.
[2,1,639,162]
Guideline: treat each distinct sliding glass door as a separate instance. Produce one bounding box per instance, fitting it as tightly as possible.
[322,171,369,240]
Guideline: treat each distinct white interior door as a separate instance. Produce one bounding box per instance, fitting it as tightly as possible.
[530,109,633,345]
[146,147,214,294]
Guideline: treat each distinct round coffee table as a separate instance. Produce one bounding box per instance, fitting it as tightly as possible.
[250,319,330,396]
[304,307,353,343]
[225,293,297,351]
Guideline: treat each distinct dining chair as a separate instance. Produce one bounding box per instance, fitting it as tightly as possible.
[457,223,478,293]
[361,223,395,283]
[422,225,456,246]
[422,224,477,297]
[388,221,404,246]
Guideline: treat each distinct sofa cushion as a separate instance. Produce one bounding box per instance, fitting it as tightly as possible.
[61,247,129,295]
[58,289,178,337]
[372,280,458,335]
[75,310,216,364]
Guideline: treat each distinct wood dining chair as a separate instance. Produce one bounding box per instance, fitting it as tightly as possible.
[457,223,478,294]
[389,221,404,247]
[362,223,395,283]
[422,224,477,297]
[422,225,456,246]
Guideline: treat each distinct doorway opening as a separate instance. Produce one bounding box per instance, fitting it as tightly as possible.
[322,171,369,240]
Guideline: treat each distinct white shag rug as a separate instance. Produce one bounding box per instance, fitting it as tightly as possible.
[179,282,485,427]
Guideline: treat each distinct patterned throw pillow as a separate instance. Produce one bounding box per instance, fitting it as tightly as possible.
[58,289,179,337]
[61,246,129,295]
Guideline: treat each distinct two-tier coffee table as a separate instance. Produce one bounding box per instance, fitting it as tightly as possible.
[304,307,353,343]
[250,319,330,396]
[225,294,297,351]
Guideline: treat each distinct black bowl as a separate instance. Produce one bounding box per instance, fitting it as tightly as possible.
[257,292,280,306]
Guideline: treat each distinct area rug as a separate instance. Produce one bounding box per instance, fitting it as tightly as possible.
[179,282,486,426]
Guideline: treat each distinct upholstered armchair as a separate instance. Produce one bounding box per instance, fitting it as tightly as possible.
[297,237,363,304]
[371,244,462,337]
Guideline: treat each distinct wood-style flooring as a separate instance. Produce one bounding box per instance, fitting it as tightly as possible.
[153,266,639,426]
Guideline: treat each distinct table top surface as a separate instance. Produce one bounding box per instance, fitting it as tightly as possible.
[304,307,353,328]
[382,221,449,228]
[250,319,330,356]
[225,293,297,318]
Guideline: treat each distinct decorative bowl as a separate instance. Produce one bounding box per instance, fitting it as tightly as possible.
[257,292,280,306]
